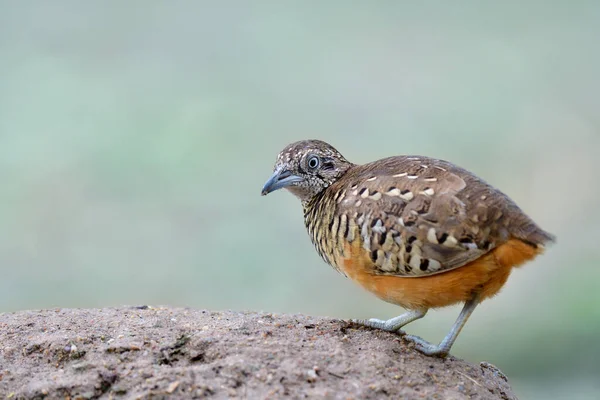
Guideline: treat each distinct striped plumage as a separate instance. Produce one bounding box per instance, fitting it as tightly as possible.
[304,152,552,277]
[262,139,554,357]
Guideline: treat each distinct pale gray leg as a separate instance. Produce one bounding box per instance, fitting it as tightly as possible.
[404,296,479,357]
[352,309,427,332]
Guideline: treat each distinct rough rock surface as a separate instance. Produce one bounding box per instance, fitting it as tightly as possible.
[0,307,516,399]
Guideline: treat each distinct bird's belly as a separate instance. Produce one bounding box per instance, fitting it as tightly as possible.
[336,238,541,310]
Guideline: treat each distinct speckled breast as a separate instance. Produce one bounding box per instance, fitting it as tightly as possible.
[302,192,351,275]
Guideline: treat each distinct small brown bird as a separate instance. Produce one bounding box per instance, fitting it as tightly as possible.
[261,140,554,357]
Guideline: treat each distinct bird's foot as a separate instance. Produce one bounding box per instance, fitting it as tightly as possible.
[403,334,449,358]
[350,310,427,333]
[351,318,406,333]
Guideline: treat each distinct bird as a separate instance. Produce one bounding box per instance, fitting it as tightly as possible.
[261,139,555,357]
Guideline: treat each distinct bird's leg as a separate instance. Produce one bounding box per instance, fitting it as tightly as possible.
[404,295,480,357]
[352,309,427,332]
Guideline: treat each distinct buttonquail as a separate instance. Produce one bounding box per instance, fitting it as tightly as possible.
[261,140,554,357]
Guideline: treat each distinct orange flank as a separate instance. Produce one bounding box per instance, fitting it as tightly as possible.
[341,239,543,310]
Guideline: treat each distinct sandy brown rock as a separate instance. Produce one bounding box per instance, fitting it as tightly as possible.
[0,307,516,399]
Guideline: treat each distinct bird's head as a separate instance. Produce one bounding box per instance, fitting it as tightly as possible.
[261,140,353,204]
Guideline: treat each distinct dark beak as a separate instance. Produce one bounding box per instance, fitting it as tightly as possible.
[261,168,303,196]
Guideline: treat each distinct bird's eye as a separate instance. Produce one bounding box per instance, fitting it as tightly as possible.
[307,155,320,170]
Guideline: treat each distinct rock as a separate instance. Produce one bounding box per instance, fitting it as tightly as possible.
[0,307,518,399]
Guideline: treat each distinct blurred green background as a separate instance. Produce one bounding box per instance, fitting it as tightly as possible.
[1,1,599,398]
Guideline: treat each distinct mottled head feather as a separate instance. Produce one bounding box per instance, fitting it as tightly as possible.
[270,140,353,204]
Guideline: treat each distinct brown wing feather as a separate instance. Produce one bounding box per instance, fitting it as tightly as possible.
[327,155,547,277]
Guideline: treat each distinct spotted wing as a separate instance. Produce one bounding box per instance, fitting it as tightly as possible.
[332,156,513,277]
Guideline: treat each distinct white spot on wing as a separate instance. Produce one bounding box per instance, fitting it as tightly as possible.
[409,255,422,270]
[370,192,382,201]
[443,235,458,248]
[427,228,438,243]
[372,219,385,234]
[399,191,414,201]
[407,175,418,179]
[360,189,370,198]
[366,176,377,181]
[411,243,422,256]
[393,172,407,178]
[386,188,401,196]
[422,188,435,196]
[428,259,442,271]
[371,225,385,233]
[381,253,398,272]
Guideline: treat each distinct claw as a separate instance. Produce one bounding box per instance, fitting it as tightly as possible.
[404,334,449,358]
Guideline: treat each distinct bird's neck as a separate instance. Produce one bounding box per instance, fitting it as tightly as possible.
[301,190,325,213]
